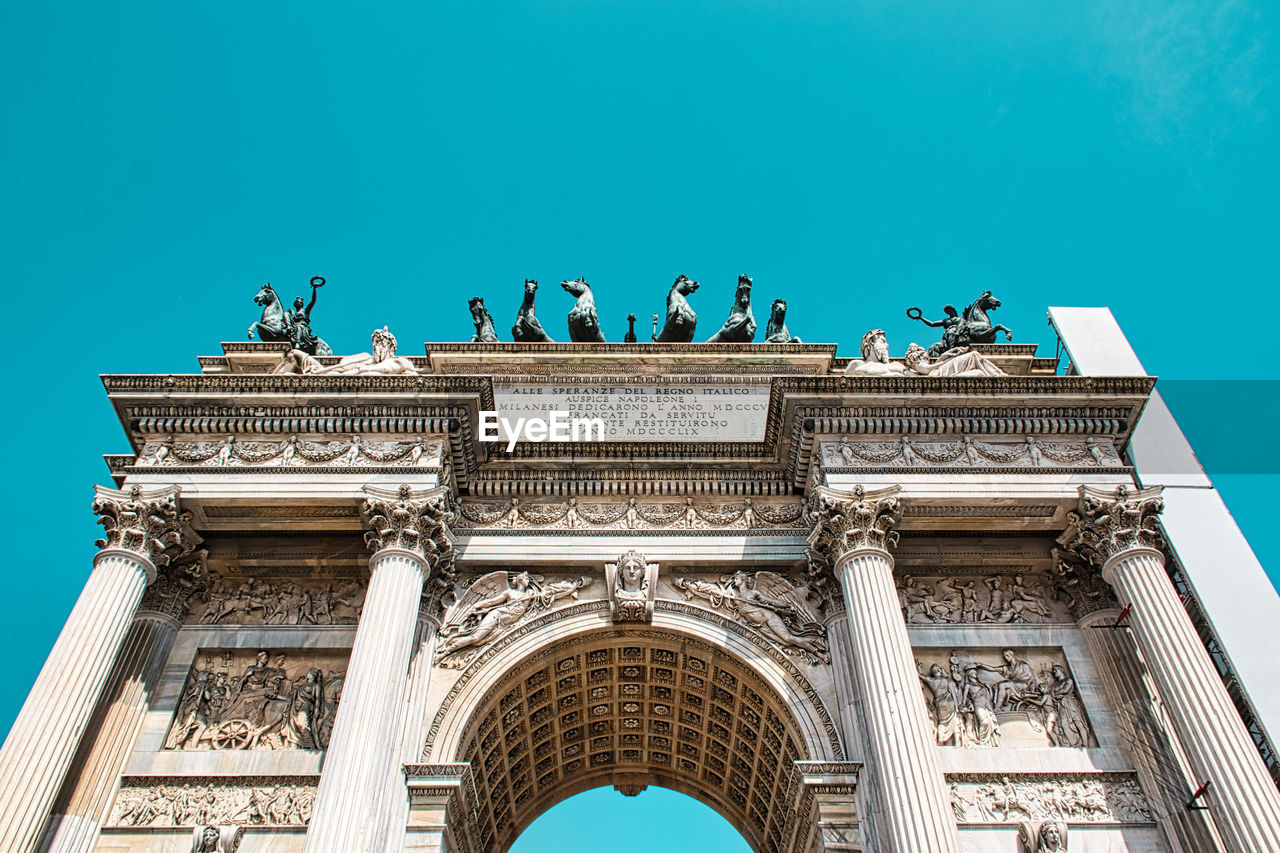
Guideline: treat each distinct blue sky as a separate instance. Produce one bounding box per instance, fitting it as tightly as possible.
[2,1,1276,849]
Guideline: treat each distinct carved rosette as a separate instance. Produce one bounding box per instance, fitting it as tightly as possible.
[1059,485,1165,568]
[362,485,457,618]
[92,485,195,571]
[807,485,903,564]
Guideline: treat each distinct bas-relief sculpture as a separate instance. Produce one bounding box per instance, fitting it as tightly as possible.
[468,297,499,343]
[823,436,1119,469]
[907,290,1014,356]
[705,274,756,343]
[434,572,592,668]
[456,496,805,531]
[138,436,443,469]
[949,775,1151,824]
[673,571,830,663]
[844,329,1007,377]
[110,780,316,828]
[192,577,366,625]
[916,649,1091,748]
[898,573,1067,624]
[247,278,332,356]
[764,299,801,343]
[562,277,606,342]
[606,550,657,622]
[512,279,554,342]
[273,326,419,375]
[165,650,347,751]
[655,275,699,342]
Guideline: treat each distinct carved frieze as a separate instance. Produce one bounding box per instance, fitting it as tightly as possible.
[897,573,1067,624]
[190,577,366,626]
[434,572,591,669]
[916,648,1092,749]
[164,649,348,751]
[821,436,1121,469]
[136,436,444,469]
[108,777,318,827]
[948,774,1152,824]
[606,551,657,622]
[454,496,805,531]
[673,572,829,663]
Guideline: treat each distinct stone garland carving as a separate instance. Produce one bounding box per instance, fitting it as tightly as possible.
[606,550,657,622]
[455,496,805,531]
[673,572,830,663]
[434,571,592,669]
[822,436,1120,469]
[191,825,244,853]
[137,435,443,469]
[897,573,1067,624]
[93,485,195,566]
[948,775,1152,824]
[109,779,317,827]
[917,650,1091,748]
[190,576,366,625]
[165,650,346,751]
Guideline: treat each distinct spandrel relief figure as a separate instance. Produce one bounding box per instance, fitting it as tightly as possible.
[435,571,592,668]
[165,650,345,751]
[673,571,829,663]
[274,326,418,375]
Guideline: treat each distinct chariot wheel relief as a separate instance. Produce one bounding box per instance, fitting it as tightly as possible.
[210,719,254,750]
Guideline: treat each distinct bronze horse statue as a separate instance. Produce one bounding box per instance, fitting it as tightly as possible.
[248,281,331,355]
[512,279,553,342]
[764,299,801,343]
[655,275,699,342]
[469,297,499,343]
[960,290,1012,345]
[561,278,606,342]
[706,274,756,343]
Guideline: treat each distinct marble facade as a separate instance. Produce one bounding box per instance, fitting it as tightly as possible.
[0,334,1276,853]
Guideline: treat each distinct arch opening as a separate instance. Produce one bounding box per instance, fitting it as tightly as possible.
[509,785,752,852]
[442,628,823,853]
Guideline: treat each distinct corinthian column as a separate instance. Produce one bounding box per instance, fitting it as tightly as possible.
[304,486,454,853]
[809,486,961,853]
[1061,485,1280,853]
[0,485,190,853]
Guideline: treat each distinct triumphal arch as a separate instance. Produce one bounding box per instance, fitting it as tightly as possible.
[2,285,1279,853]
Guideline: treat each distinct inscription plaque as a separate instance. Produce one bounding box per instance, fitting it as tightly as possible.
[492,382,770,441]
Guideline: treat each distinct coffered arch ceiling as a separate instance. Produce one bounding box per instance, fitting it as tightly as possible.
[445,628,826,853]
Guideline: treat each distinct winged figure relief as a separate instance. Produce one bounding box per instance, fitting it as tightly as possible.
[674,571,829,663]
[434,571,592,668]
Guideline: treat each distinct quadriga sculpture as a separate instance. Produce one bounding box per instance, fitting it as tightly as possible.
[561,277,606,342]
[764,299,801,343]
[655,274,699,342]
[468,297,499,343]
[511,279,553,342]
[706,274,756,343]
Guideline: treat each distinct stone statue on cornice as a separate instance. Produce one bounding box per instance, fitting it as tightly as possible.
[273,326,419,375]
[843,329,1005,377]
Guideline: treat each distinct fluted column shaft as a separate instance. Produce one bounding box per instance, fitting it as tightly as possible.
[304,548,426,853]
[1078,607,1223,853]
[389,615,439,850]
[40,610,181,853]
[0,549,153,853]
[836,547,961,853]
[1104,548,1280,853]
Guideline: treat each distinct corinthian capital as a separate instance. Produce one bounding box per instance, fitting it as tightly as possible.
[807,485,902,564]
[362,484,456,569]
[1058,485,1165,568]
[92,485,193,569]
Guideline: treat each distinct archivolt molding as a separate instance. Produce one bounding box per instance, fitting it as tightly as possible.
[423,605,843,765]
